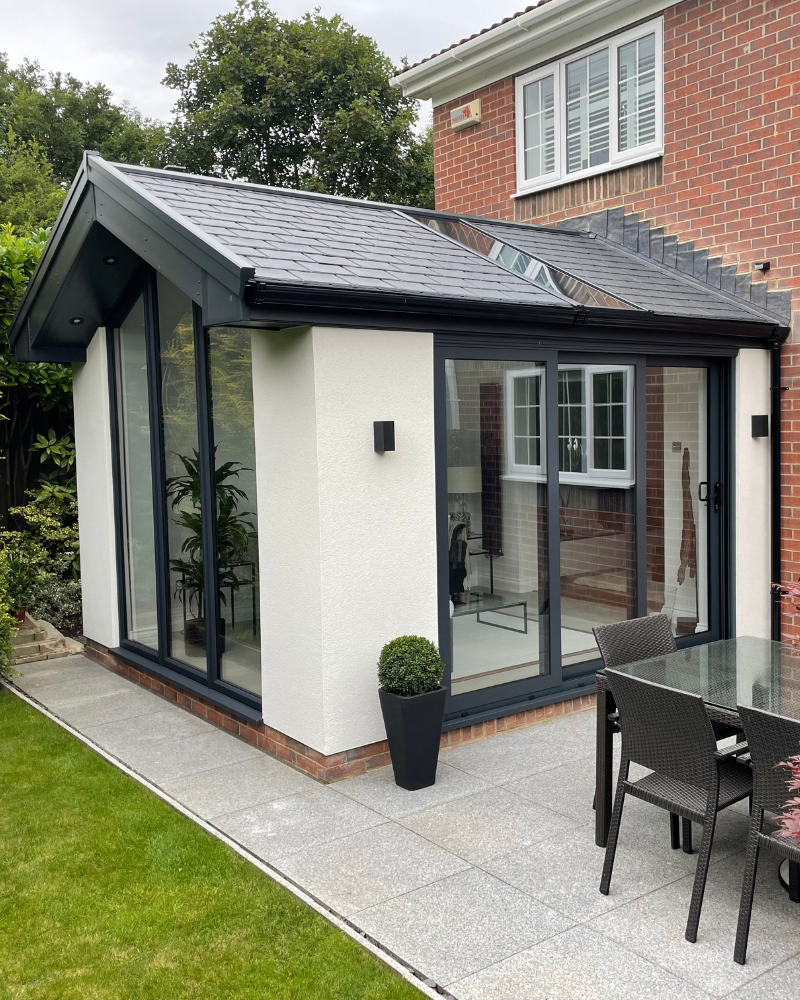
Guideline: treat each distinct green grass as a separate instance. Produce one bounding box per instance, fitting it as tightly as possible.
[0,690,421,1000]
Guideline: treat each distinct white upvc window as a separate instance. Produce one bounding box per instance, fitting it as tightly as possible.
[505,365,634,487]
[515,18,663,196]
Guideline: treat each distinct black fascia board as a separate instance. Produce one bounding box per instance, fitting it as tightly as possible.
[88,158,256,298]
[7,158,92,355]
[243,279,785,346]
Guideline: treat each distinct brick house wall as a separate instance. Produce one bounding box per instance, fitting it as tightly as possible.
[432,0,800,638]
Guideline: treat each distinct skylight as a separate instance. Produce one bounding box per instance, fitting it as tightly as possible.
[412,215,638,310]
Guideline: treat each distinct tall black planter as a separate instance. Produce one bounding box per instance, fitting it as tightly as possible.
[379,686,447,791]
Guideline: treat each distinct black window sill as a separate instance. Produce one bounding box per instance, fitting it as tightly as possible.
[110,646,263,725]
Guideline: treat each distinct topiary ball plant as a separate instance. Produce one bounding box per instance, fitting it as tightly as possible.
[378,636,444,697]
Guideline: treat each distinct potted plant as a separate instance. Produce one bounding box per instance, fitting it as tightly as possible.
[378,636,446,790]
[166,450,256,653]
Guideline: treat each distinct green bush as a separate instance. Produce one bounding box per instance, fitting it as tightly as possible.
[377,636,444,697]
[0,551,19,678]
[28,576,82,638]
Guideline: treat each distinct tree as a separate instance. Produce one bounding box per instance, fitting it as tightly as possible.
[0,130,65,229]
[163,0,433,207]
[0,55,166,185]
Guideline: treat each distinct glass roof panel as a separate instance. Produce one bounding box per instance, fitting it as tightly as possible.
[414,215,638,310]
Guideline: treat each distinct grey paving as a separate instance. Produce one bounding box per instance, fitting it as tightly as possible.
[8,653,800,1000]
[356,868,574,986]
[273,822,470,915]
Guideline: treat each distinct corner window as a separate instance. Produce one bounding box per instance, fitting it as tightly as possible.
[515,18,663,195]
[505,365,633,486]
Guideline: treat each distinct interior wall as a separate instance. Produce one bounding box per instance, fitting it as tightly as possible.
[735,348,771,639]
[72,328,119,649]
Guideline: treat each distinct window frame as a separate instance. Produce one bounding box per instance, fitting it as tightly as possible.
[514,17,664,197]
[504,363,634,487]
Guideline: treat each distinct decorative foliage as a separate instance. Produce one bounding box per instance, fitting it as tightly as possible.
[28,575,82,638]
[378,636,444,697]
[0,129,65,230]
[0,549,19,677]
[777,750,800,844]
[772,579,800,647]
[166,450,256,619]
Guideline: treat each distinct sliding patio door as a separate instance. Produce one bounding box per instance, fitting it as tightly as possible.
[437,348,726,721]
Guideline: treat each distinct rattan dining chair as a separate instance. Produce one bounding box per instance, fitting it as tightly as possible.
[600,669,752,943]
[733,705,800,965]
[593,613,744,854]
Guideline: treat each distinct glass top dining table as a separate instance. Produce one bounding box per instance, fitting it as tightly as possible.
[594,636,800,847]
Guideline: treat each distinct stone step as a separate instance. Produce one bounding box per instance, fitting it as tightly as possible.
[12,628,48,646]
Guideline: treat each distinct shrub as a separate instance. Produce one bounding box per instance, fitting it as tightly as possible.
[28,576,82,638]
[377,636,444,697]
[0,551,19,678]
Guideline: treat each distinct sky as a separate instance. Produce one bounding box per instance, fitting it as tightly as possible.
[0,0,509,124]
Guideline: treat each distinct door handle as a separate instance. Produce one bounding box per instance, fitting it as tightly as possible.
[698,482,720,512]
[698,482,708,503]
[712,481,720,513]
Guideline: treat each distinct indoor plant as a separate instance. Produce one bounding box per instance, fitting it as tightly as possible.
[166,450,255,652]
[377,636,446,790]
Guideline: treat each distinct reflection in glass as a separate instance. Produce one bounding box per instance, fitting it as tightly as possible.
[158,275,206,669]
[208,328,261,695]
[646,367,708,635]
[566,48,610,172]
[446,360,549,696]
[559,364,635,667]
[116,296,158,648]
[523,75,555,179]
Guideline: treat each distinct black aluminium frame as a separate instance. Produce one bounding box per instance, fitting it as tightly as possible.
[435,336,732,729]
[106,266,262,720]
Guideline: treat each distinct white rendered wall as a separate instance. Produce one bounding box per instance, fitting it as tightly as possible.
[252,326,438,755]
[734,348,771,638]
[73,328,119,649]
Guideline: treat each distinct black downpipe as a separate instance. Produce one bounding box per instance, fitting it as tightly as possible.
[771,341,783,640]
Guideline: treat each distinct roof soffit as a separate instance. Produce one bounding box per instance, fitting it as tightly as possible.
[393,0,680,105]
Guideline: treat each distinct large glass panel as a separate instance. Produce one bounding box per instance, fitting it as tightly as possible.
[208,328,261,695]
[559,364,635,666]
[446,360,549,696]
[158,275,205,669]
[523,75,556,179]
[646,367,709,635]
[116,296,158,649]
[566,48,610,173]
[618,33,656,151]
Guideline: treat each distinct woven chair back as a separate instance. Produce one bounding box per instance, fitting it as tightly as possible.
[606,669,718,790]
[593,614,676,669]
[738,705,800,814]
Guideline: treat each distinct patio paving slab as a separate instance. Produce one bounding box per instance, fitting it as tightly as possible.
[356,867,574,986]
[332,760,490,819]
[82,707,211,750]
[115,729,262,784]
[589,849,800,998]
[211,786,385,859]
[441,725,595,784]
[160,754,313,816]
[728,952,800,999]
[273,821,471,916]
[449,924,714,1000]
[399,785,574,864]
[503,757,597,822]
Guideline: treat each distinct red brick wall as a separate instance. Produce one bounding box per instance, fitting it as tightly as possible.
[433,0,800,637]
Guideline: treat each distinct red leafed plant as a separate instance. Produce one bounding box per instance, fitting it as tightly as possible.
[772,579,800,648]
[777,751,800,844]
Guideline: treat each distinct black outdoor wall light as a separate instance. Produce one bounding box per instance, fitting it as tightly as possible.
[752,415,769,438]
[374,421,395,453]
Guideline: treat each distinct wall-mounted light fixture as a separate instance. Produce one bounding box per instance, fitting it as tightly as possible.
[374,421,395,453]
[753,262,770,273]
[752,414,769,437]
[69,317,84,325]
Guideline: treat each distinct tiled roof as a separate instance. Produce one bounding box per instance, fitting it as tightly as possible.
[394,2,553,76]
[112,164,786,327]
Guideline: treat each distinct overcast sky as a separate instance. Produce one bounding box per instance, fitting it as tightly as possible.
[0,0,507,124]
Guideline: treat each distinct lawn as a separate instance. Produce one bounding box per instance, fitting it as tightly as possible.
[0,690,422,1000]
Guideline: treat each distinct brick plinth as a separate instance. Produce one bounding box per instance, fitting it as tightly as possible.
[83,638,597,783]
